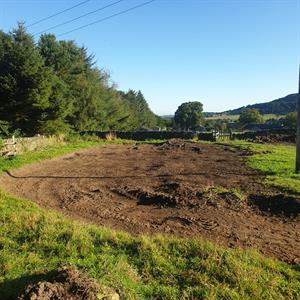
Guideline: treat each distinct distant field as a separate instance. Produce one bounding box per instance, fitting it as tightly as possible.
[205,114,285,121]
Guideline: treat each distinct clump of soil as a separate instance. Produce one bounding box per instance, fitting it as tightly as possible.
[18,266,119,300]
[136,189,178,207]
[112,186,179,208]
[154,139,186,150]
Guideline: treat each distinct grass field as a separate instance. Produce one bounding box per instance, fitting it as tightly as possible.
[228,141,300,193]
[205,114,284,122]
[0,139,299,299]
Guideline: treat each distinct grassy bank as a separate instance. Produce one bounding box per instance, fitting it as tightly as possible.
[0,139,299,299]
[228,141,300,193]
[1,192,299,300]
[0,137,136,172]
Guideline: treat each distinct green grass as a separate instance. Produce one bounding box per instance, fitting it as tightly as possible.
[1,192,299,300]
[0,139,299,299]
[228,141,300,193]
[0,141,97,171]
[262,114,285,121]
[205,114,284,122]
[205,114,240,121]
[0,138,136,172]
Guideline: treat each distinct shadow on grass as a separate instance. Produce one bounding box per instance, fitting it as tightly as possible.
[0,270,56,300]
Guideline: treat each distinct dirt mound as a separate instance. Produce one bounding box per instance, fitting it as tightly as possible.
[112,186,178,207]
[112,184,246,210]
[18,266,119,300]
[112,183,197,208]
[1,142,300,263]
[154,139,204,153]
[154,139,187,150]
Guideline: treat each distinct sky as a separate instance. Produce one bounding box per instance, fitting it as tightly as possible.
[1,0,299,115]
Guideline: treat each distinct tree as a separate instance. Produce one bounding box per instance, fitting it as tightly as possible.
[0,24,162,135]
[39,34,94,132]
[284,112,297,131]
[238,108,264,125]
[120,90,161,129]
[0,24,54,134]
[174,101,204,130]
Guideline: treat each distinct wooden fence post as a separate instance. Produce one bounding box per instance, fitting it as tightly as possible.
[296,64,300,173]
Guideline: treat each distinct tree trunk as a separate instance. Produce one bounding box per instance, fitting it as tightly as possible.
[296,65,300,173]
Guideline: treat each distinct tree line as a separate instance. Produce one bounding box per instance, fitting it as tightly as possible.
[0,24,165,136]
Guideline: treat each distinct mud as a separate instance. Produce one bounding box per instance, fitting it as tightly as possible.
[1,141,300,263]
[18,266,119,300]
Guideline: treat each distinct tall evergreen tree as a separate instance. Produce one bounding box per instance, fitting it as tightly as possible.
[0,24,53,134]
[121,90,160,128]
[0,25,162,135]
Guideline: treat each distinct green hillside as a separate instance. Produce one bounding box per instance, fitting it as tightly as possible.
[225,94,297,115]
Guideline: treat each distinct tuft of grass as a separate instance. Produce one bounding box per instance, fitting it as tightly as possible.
[203,186,246,202]
[228,141,300,193]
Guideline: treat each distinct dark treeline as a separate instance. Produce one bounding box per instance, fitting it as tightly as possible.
[0,24,165,136]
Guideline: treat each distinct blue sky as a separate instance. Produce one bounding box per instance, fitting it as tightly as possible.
[1,0,299,115]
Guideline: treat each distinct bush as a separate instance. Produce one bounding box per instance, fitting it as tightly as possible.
[239,108,264,125]
[284,112,297,131]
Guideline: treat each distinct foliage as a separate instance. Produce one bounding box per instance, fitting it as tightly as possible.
[284,112,297,131]
[0,24,53,135]
[0,25,162,136]
[239,108,264,125]
[0,121,11,137]
[0,141,299,299]
[119,90,164,129]
[174,101,204,130]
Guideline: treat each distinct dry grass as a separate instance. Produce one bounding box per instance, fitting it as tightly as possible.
[105,132,118,141]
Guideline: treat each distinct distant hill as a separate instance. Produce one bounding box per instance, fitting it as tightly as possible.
[224,93,298,115]
[161,115,174,119]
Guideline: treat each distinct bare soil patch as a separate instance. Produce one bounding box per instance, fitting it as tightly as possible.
[1,141,299,263]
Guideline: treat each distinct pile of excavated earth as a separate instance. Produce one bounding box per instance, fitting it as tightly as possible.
[18,266,119,300]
